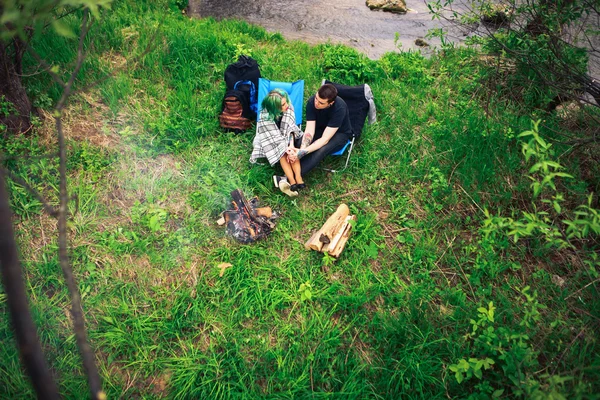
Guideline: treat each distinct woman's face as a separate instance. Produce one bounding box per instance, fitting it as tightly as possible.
[281,97,289,112]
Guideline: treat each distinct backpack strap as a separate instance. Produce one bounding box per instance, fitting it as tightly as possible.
[234,80,257,114]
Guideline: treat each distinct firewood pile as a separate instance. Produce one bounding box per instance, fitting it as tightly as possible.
[304,204,356,257]
[217,189,277,244]
[217,192,354,255]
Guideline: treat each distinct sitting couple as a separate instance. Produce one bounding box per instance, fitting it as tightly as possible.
[250,83,353,197]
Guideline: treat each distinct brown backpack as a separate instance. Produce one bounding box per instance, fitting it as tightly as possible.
[219,90,253,133]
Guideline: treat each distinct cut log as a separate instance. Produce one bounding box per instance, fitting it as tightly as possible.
[329,218,355,258]
[319,204,350,243]
[255,207,272,218]
[304,204,350,251]
[304,230,320,251]
[325,215,355,252]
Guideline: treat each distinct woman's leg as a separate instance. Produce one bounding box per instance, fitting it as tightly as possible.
[279,156,297,185]
[291,159,303,184]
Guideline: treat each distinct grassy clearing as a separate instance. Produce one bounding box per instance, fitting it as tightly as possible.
[1,0,599,398]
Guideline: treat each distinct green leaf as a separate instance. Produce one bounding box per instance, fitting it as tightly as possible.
[149,215,161,231]
[535,135,548,148]
[483,358,495,368]
[529,162,543,173]
[492,389,504,398]
[553,201,561,214]
[517,130,533,138]
[366,241,378,259]
[0,10,21,25]
[51,19,76,38]
[455,371,463,384]
[554,172,574,179]
[532,182,541,197]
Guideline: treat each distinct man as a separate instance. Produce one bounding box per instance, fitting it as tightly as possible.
[288,83,352,180]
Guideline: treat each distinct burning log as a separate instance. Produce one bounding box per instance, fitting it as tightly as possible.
[221,189,276,243]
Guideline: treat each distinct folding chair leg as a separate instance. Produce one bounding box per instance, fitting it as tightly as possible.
[341,139,354,171]
[322,138,355,173]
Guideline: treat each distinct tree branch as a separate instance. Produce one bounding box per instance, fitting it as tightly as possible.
[2,168,59,218]
[54,9,105,400]
[25,47,66,87]
[56,10,90,112]
[0,169,60,400]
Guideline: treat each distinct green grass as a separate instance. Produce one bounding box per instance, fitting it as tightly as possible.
[1,0,599,398]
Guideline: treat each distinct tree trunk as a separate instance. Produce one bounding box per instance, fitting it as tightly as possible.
[0,37,33,134]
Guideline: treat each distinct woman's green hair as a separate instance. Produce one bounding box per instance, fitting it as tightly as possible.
[261,88,291,121]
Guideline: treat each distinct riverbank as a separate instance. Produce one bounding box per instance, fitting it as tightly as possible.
[188,0,469,58]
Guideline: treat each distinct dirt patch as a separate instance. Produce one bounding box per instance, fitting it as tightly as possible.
[193,327,212,352]
[36,91,122,149]
[363,295,385,315]
[14,214,58,263]
[109,255,203,296]
[100,50,128,70]
[99,153,188,225]
[352,337,376,365]
[147,371,172,397]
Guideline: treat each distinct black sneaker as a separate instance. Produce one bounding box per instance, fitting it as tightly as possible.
[273,175,287,188]
[291,183,306,191]
[279,180,299,197]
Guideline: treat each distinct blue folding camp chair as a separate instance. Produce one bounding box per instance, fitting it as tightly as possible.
[257,78,305,126]
[321,79,377,172]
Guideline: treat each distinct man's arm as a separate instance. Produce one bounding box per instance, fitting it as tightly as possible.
[297,126,338,159]
[301,120,316,149]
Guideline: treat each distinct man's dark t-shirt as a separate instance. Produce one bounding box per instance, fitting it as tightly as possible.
[305,95,353,140]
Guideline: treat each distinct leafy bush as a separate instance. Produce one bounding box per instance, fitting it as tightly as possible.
[429,0,597,112]
[482,31,588,110]
[379,52,434,85]
[172,0,188,11]
[0,95,17,118]
[318,44,379,84]
[482,120,599,251]
[448,294,572,398]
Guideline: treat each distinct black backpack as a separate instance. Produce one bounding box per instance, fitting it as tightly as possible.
[224,55,261,92]
[219,55,261,131]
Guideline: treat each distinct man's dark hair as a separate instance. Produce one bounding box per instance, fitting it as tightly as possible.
[318,83,338,102]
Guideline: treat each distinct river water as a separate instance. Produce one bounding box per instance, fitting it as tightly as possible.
[188,0,469,59]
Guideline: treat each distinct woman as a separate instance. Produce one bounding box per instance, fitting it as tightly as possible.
[250,88,306,196]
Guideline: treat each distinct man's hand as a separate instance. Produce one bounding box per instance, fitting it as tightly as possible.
[297,149,308,160]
